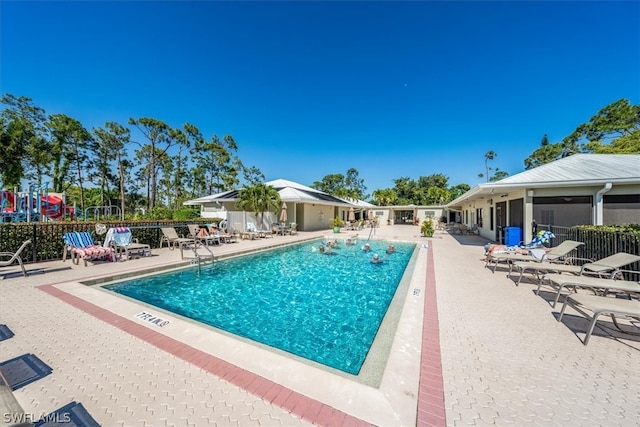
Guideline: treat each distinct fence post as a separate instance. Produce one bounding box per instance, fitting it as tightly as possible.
[31,222,37,263]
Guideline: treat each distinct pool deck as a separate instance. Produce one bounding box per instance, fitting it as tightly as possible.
[1,225,639,426]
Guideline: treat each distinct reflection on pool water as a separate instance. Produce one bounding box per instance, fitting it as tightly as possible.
[104,238,416,374]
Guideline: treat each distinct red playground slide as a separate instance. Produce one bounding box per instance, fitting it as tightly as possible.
[41,194,65,219]
[1,190,17,212]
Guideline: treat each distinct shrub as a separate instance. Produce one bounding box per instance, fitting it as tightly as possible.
[421,219,434,237]
[172,207,200,221]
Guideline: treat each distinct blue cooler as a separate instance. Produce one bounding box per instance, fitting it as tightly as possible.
[504,227,522,246]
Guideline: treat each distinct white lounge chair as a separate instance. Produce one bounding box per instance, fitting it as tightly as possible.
[187,224,220,246]
[512,252,640,286]
[106,227,151,260]
[540,271,640,308]
[486,240,584,273]
[160,227,196,250]
[558,293,640,345]
[0,239,31,277]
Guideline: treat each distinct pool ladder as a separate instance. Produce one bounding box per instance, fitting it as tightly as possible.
[180,242,215,272]
[366,224,376,241]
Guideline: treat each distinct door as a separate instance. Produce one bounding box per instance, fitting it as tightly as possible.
[496,201,507,243]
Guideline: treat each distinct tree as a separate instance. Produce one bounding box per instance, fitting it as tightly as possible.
[391,177,418,205]
[235,183,281,229]
[372,188,398,206]
[311,168,367,200]
[0,94,48,188]
[388,174,455,205]
[524,134,564,169]
[242,165,265,186]
[165,127,191,209]
[478,151,497,182]
[489,169,509,182]
[449,183,471,201]
[48,114,91,210]
[128,117,175,211]
[92,122,131,219]
[190,130,241,196]
[524,99,640,169]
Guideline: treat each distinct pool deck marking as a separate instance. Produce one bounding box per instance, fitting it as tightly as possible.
[417,243,447,426]
[38,283,371,427]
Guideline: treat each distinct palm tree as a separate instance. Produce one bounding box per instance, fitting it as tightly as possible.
[372,188,398,206]
[235,183,281,229]
[482,150,497,182]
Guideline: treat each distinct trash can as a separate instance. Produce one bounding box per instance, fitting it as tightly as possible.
[504,226,522,246]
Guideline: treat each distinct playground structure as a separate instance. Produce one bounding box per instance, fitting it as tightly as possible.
[1,185,75,222]
[83,205,122,221]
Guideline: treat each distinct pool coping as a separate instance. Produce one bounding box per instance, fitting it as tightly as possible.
[88,238,419,388]
[36,240,442,426]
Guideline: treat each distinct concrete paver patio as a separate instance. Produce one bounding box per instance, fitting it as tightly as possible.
[1,225,638,426]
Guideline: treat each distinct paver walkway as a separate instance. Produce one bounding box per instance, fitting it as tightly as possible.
[1,225,639,426]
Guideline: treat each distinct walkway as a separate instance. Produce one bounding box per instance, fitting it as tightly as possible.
[0,225,638,426]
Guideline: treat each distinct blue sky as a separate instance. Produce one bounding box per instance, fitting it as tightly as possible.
[2,1,638,196]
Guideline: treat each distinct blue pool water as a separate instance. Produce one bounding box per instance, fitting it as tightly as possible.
[104,239,416,374]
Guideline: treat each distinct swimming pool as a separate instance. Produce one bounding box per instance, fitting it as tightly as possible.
[104,239,416,375]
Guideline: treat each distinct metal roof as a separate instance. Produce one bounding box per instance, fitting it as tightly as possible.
[494,154,640,186]
[447,154,640,208]
[183,179,353,207]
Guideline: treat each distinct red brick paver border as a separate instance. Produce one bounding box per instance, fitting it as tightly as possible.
[417,244,446,426]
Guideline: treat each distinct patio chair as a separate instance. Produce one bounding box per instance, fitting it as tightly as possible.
[512,252,640,286]
[63,232,115,267]
[160,227,196,250]
[288,222,298,235]
[486,239,583,273]
[0,239,31,277]
[105,227,151,260]
[540,270,640,308]
[558,293,640,345]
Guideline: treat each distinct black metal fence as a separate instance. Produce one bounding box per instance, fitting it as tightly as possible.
[0,221,195,264]
[538,224,640,272]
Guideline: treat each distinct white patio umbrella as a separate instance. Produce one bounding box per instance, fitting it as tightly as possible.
[279,202,288,223]
[348,206,355,222]
[368,209,374,221]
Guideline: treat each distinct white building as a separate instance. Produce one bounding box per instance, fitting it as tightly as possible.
[446,154,640,244]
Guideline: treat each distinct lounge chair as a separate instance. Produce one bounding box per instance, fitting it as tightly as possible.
[187,224,220,246]
[63,232,115,267]
[486,239,584,273]
[247,222,268,238]
[160,227,196,250]
[105,227,151,260]
[0,239,31,277]
[235,222,259,240]
[540,271,640,308]
[512,252,640,286]
[558,293,640,345]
